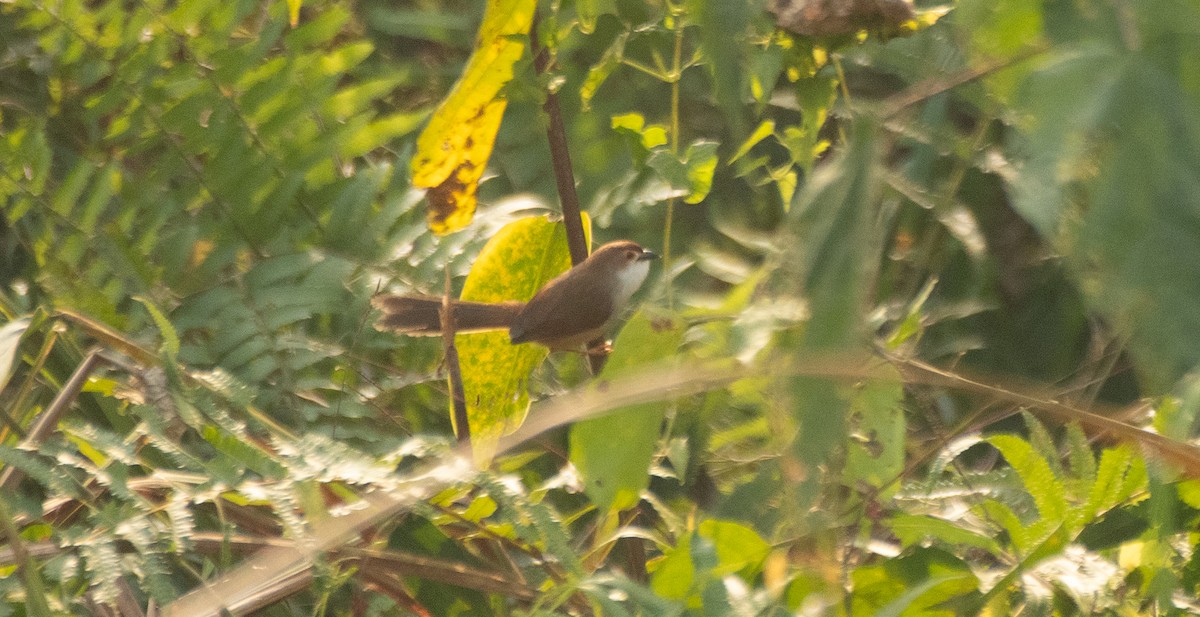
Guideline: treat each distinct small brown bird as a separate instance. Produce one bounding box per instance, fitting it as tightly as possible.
[374,240,658,350]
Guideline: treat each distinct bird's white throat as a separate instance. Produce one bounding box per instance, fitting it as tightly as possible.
[612,260,651,307]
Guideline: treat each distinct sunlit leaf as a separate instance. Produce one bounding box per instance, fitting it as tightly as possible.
[134,296,180,362]
[987,434,1068,525]
[411,0,536,235]
[457,215,590,465]
[286,0,302,27]
[729,120,775,164]
[698,519,770,576]
[683,140,718,204]
[576,0,599,34]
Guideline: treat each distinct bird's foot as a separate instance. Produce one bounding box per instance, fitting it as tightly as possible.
[585,340,613,356]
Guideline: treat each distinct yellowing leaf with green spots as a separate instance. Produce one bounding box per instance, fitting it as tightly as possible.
[457,215,591,466]
[411,0,536,235]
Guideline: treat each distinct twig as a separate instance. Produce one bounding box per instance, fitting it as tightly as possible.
[440,267,470,444]
[529,10,609,374]
[0,349,105,493]
[529,11,588,266]
[881,44,1050,119]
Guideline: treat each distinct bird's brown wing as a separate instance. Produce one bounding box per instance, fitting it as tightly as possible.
[508,273,613,347]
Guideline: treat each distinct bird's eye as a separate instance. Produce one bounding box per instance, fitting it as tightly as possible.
[626,250,637,260]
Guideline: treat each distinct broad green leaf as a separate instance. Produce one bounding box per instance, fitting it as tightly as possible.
[690,0,750,137]
[612,112,669,165]
[1009,48,1200,388]
[851,548,977,617]
[458,215,590,465]
[843,371,905,498]
[651,531,694,600]
[644,141,716,204]
[411,0,536,235]
[987,434,1068,525]
[955,0,1044,101]
[697,519,770,576]
[570,312,683,511]
[781,119,881,509]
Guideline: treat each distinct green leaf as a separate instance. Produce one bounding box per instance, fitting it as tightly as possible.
[889,513,1003,555]
[612,112,669,164]
[134,296,181,362]
[576,0,601,34]
[788,74,837,175]
[570,311,683,511]
[689,0,750,137]
[581,32,627,110]
[285,0,302,27]
[683,140,718,204]
[1083,445,1141,518]
[644,141,717,204]
[651,531,694,600]
[339,111,428,160]
[843,372,905,498]
[781,119,882,504]
[987,434,1068,525]
[284,5,349,47]
[697,519,771,576]
[457,215,590,465]
[1009,48,1200,388]
[850,548,977,617]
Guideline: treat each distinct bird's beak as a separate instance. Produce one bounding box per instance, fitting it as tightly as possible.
[637,250,660,261]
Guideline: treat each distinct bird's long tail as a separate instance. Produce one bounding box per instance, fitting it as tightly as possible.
[372,295,523,335]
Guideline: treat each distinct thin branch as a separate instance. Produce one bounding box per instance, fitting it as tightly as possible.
[529,10,608,374]
[440,267,470,444]
[0,349,105,493]
[881,44,1050,119]
[529,11,588,267]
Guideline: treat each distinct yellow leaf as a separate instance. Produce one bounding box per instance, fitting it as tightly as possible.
[455,215,590,466]
[412,0,536,235]
[286,0,302,27]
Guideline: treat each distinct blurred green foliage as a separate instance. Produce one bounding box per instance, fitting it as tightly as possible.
[1,0,1200,614]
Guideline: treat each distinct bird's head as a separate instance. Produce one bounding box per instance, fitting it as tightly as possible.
[587,240,659,305]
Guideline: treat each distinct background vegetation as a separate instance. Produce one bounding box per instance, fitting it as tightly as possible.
[2,0,1200,614]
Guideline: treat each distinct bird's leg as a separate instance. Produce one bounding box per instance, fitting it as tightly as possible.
[585,340,613,356]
